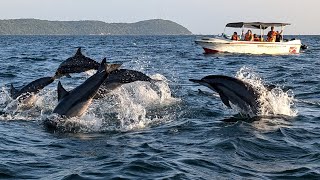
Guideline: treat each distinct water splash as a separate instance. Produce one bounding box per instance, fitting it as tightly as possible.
[0,86,56,121]
[0,74,180,132]
[90,74,180,132]
[43,113,104,132]
[236,66,297,117]
[0,87,12,107]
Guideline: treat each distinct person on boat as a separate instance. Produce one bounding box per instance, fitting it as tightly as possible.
[244,30,254,41]
[267,26,282,42]
[267,26,277,42]
[275,31,283,42]
[253,34,260,41]
[231,32,240,41]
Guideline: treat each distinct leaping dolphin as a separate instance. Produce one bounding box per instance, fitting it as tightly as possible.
[54,48,155,91]
[54,47,100,78]
[190,75,261,115]
[51,58,121,119]
[10,77,54,107]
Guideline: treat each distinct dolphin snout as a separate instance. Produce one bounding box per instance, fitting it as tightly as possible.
[189,79,202,83]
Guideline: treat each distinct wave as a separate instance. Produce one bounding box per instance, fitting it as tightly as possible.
[295,99,320,107]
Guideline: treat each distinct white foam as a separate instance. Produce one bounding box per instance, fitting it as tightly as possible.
[236,66,297,117]
[0,74,180,132]
[90,74,180,132]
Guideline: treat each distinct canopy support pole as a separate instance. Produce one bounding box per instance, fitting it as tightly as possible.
[241,25,244,40]
[281,25,284,42]
[260,25,263,42]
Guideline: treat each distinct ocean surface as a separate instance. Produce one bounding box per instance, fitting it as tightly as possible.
[0,35,319,179]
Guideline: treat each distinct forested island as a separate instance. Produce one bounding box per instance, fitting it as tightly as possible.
[0,19,192,35]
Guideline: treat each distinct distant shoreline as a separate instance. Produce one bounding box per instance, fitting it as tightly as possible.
[0,34,315,37]
[0,19,192,35]
[0,34,194,36]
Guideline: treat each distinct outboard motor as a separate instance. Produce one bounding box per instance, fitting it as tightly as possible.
[301,44,308,50]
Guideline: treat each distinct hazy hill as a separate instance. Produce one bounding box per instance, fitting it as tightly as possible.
[0,19,192,35]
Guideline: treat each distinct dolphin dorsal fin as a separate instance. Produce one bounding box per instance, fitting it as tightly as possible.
[10,84,19,98]
[57,81,69,101]
[75,47,82,56]
[98,58,107,72]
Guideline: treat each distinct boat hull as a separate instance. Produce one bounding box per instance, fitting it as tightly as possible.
[195,37,302,55]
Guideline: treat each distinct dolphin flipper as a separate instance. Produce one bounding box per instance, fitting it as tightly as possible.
[219,92,232,108]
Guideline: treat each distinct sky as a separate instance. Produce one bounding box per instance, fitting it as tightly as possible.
[0,0,318,35]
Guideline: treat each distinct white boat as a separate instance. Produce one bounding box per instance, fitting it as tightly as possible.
[195,22,302,55]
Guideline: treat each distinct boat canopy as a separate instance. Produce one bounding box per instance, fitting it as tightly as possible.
[226,22,291,30]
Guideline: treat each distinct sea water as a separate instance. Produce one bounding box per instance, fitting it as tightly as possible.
[0,35,319,179]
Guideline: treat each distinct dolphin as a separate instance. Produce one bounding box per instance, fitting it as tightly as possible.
[54,47,100,78]
[53,48,157,97]
[190,75,261,115]
[51,58,121,119]
[10,77,54,107]
[95,69,154,98]
[54,48,154,89]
